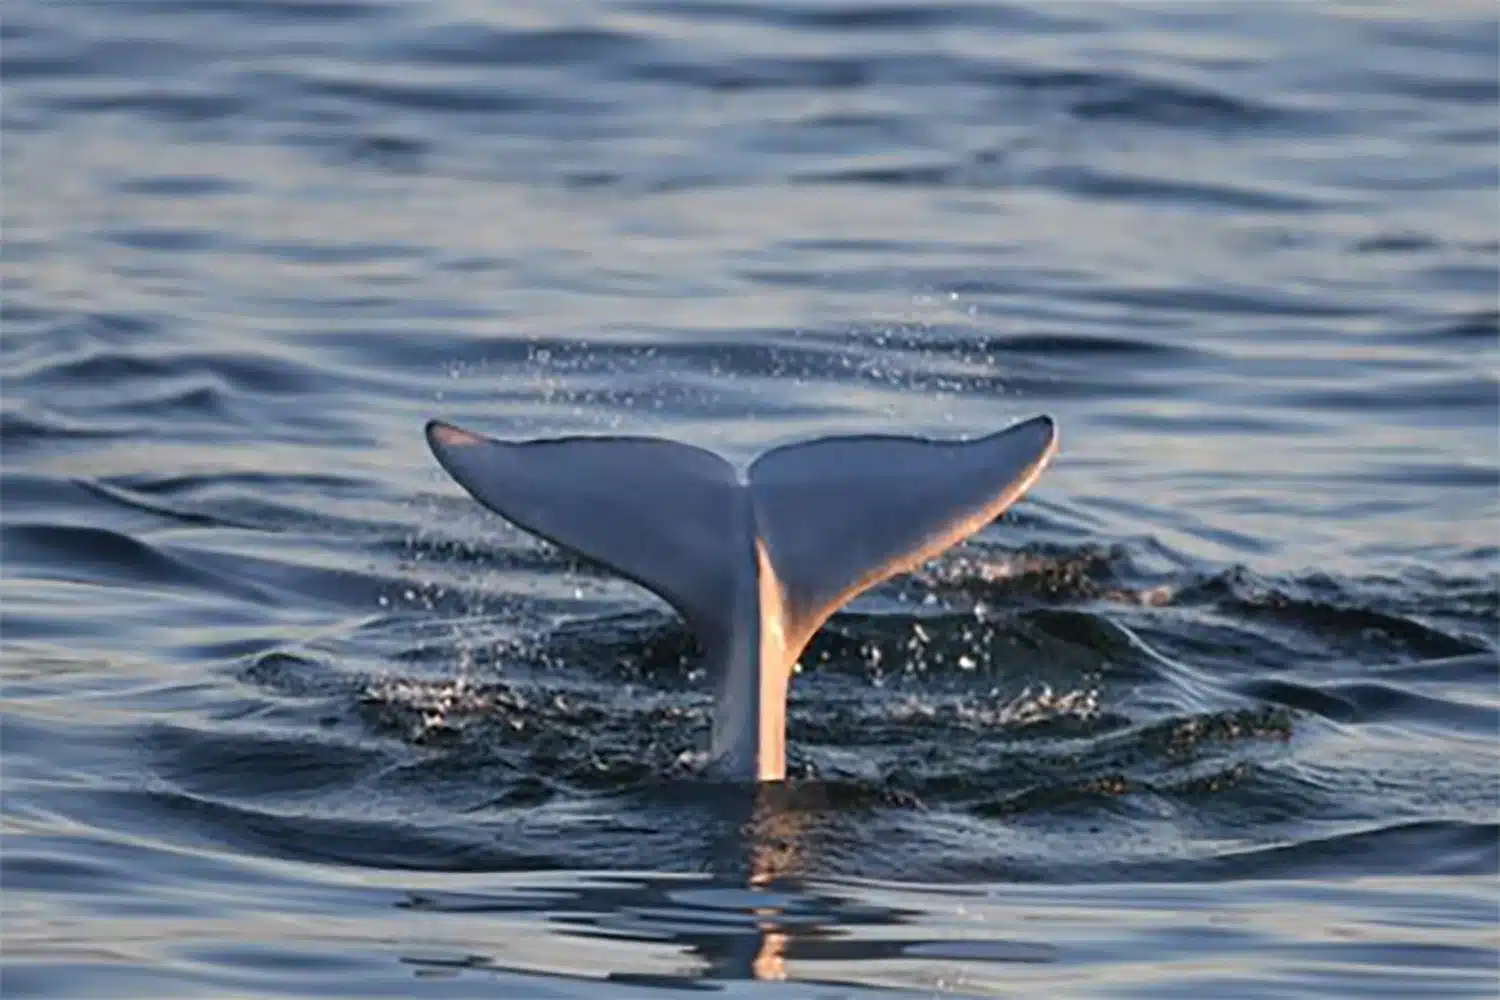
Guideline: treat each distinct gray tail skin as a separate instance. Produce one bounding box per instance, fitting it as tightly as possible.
[426,415,1058,781]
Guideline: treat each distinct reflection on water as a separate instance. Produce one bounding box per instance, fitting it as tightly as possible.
[399,783,1056,992]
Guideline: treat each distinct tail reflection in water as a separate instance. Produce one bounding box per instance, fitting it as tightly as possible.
[398,781,1055,990]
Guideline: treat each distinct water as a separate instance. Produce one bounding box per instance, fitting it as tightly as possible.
[3,1,1497,996]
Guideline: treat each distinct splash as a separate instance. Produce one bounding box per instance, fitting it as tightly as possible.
[361,675,519,742]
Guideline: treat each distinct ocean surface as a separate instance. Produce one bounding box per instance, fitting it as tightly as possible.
[3,1,1497,997]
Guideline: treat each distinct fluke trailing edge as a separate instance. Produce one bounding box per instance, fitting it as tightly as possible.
[425,415,1059,782]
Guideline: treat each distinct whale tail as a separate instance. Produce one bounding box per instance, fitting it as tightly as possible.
[747,416,1057,654]
[425,415,1058,780]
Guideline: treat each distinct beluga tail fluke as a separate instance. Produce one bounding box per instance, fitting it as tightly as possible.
[425,415,1059,782]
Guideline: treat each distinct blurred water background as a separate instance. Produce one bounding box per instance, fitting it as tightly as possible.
[3,1,1497,996]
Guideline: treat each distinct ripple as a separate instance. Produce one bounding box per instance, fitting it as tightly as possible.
[113,173,244,197]
[1198,571,1492,661]
[979,332,1204,358]
[8,347,322,397]
[1236,677,1499,734]
[6,0,1499,992]
[396,24,651,69]
[77,478,255,529]
[1068,81,1274,127]
[98,786,499,871]
[45,87,246,123]
[1041,165,1331,213]
[0,407,137,450]
[2,522,272,603]
[334,133,428,173]
[127,0,385,23]
[638,1,1085,34]
[302,74,607,117]
[1417,308,1498,343]
[1130,819,1500,882]
[147,722,386,801]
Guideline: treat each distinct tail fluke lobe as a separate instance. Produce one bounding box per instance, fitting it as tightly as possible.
[425,420,748,637]
[748,415,1058,654]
